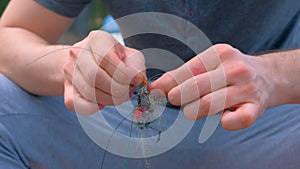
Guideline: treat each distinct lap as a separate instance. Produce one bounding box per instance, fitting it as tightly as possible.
[0,74,299,169]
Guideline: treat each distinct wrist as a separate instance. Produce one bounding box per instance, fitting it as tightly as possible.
[254,52,300,107]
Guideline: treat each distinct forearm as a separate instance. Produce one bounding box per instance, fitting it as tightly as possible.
[254,49,300,107]
[0,27,68,96]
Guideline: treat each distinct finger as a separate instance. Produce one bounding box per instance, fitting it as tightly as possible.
[64,78,100,115]
[89,43,145,86]
[183,84,257,120]
[168,66,227,106]
[65,51,130,106]
[123,47,147,84]
[221,103,260,130]
[102,48,146,85]
[71,65,130,106]
[150,45,222,93]
[89,41,144,86]
[81,31,143,85]
[73,48,129,98]
[183,87,227,120]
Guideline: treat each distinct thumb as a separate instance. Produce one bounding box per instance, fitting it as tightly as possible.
[221,103,261,130]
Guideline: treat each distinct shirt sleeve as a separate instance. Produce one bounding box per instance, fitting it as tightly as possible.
[35,0,92,18]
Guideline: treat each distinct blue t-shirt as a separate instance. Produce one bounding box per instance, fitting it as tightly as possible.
[36,0,300,79]
[36,0,300,57]
[1,1,300,169]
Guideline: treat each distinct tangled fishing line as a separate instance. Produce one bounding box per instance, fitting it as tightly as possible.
[100,77,168,169]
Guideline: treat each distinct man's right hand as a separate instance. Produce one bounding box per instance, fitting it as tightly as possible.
[63,31,146,114]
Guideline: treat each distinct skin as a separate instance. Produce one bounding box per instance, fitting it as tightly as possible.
[150,45,300,130]
[63,31,145,114]
[0,0,146,115]
[1,0,300,130]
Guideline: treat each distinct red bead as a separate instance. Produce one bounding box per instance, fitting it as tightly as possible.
[134,109,143,119]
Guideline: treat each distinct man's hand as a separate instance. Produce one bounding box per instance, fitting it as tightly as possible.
[63,31,146,114]
[150,44,274,130]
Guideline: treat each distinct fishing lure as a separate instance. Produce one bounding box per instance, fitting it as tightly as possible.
[134,80,165,125]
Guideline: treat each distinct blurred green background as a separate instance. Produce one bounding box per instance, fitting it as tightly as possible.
[89,0,109,30]
[0,0,9,15]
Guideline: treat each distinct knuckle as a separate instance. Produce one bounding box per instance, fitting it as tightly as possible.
[214,44,234,54]
[226,61,253,79]
[193,77,203,95]
[88,31,113,43]
[238,64,254,78]
[214,44,234,51]
[214,44,240,60]
[87,30,98,38]
[91,30,116,42]
[88,30,107,39]
[161,72,178,91]
[69,49,80,59]
[246,81,258,92]
[168,90,180,106]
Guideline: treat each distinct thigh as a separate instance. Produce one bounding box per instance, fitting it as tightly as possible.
[158,104,300,169]
[1,74,300,169]
[84,101,300,169]
[0,74,104,169]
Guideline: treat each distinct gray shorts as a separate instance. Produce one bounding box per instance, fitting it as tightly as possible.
[0,73,299,169]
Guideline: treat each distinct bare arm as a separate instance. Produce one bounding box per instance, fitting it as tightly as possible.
[256,49,300,107]
[0,0,73,95]
[0,0,146,115]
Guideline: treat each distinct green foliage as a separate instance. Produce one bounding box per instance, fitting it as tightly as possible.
[0,0,9,16]
[89,0,109,30]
